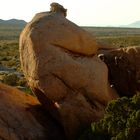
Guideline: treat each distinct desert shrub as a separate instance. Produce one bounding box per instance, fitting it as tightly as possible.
[79,93,140,140]
[16,86,34,96]
[2,73,35,95]
[2,73,19,86]
[23,88,35,96]
[17,77,27,86]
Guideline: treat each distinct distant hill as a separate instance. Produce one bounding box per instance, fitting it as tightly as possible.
[0,19,27,26]
[121,21,140,28]
[0,19,27,40]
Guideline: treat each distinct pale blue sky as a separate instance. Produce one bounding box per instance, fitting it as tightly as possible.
[0,0,140,26]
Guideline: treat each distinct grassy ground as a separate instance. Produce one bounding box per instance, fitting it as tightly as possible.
[83,27,140,37]
[0,24,23,40]
[0,24,25,88]
[0,40,20,70]
[0,24,23,70]
[83,27,140,47]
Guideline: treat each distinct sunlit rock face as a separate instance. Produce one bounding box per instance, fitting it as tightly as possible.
[20,3,118,139]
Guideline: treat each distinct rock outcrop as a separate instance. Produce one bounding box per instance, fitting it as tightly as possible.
[101,46,140,97]
[0,83,65,140]
[19,3,118,139]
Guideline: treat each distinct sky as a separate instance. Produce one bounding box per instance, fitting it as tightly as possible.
[0,0,140,26]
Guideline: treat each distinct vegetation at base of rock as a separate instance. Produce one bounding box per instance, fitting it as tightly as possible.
[79,93,140,140]
[1,73,26,86]
[0,73,34,95]
[2,73,19,86]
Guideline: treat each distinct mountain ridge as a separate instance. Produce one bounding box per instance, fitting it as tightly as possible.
[127,20,140,28]
[0,18,27,25]
[121,20,140,28]
[0,18,140,28]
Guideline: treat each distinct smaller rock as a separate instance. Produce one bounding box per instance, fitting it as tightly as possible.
[102,46,140,96]
[0,83,66,140]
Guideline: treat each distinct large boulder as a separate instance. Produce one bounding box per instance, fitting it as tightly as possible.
[20,3,118,139]
[101,46,140,97]
[0,83,65,140]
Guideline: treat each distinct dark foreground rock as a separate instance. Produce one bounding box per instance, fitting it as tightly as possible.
[20,3,118,139]
[0,83,65,140]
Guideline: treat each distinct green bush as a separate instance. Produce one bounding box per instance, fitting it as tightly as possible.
[2,73,19,86]
[17,77,27,86]
[79,93,140,140]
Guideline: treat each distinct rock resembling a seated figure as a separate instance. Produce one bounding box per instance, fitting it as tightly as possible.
[20,3,118,140]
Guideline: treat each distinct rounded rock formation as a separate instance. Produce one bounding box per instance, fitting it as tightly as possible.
[19,3,118,139]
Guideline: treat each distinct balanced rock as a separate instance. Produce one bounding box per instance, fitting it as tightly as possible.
[101,46,140,97]
[20,3,118,139]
